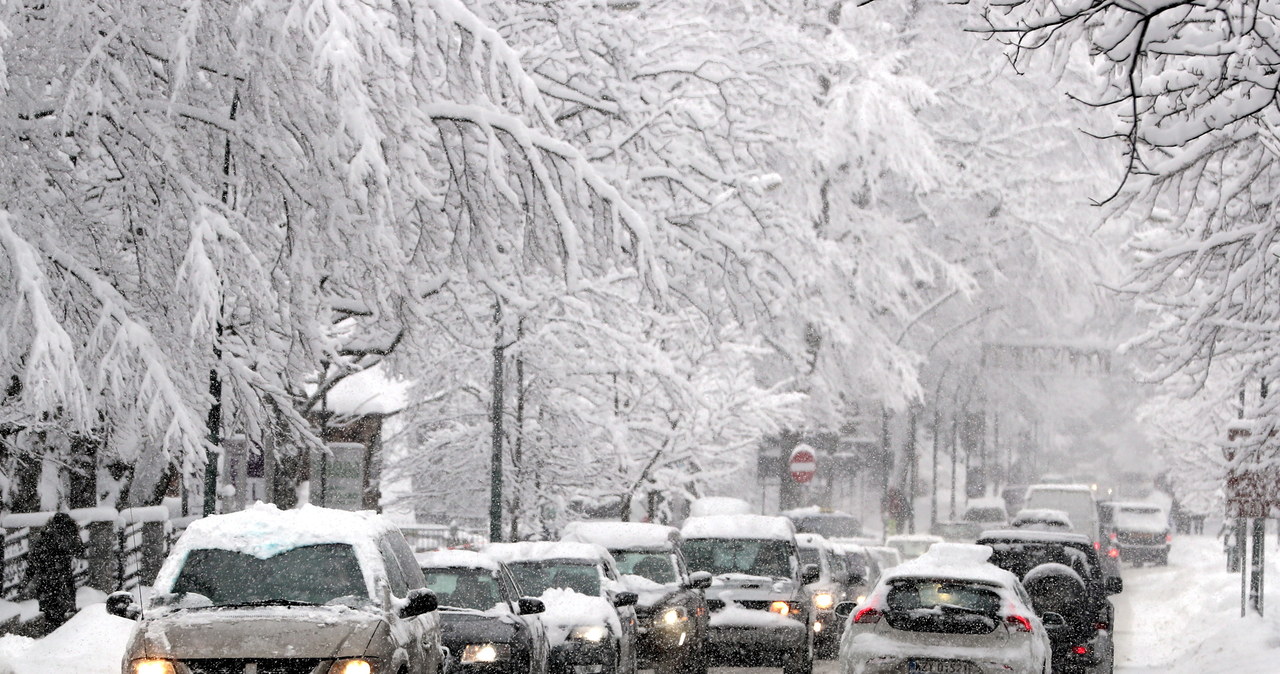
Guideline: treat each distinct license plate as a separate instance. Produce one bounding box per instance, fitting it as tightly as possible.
[905,659,980,674]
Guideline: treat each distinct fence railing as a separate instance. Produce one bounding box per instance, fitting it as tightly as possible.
[1,509,483,602]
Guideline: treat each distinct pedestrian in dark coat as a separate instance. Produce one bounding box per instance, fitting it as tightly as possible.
[26,512,86,628]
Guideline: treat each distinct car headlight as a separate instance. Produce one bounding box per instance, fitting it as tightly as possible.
[570,625,609,642]
[328,659,373,674]
[856,594,866,604]
[461,644,511,663]
[132,661,177,674]
[813,592,835,610]
[769,601,800,617]
[660,607,687,626]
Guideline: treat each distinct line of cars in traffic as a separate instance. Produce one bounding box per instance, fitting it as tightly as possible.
[99,486,1161,674]
[103,502,880,674]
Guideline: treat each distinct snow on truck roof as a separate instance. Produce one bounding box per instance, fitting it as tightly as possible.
[416,548,502,571]
[883,543,1020,588]
[483,540,612,564]
[681,514,795,541]
[153,503,401,595]
[561,521,679,550]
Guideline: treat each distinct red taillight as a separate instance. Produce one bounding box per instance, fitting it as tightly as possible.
[1093,540,1101,550]
[1166,533,1173,543]
[1094,621,1109,631]
[853,606,882,624]
[1108,548,1120,559]
[1006,614,1033,633]
[1073,645,1089,655]
[1108,532,1117,542]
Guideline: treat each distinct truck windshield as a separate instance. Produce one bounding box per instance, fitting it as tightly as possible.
[170,543,368,607]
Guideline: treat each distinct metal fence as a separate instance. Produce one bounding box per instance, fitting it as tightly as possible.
[1,509,484,602]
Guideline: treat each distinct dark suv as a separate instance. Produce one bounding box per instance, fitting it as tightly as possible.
[977,529,1123,674]
[680,514,818,674]
[562,522,711,674]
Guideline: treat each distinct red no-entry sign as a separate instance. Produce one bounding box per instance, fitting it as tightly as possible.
[789,446,816,484]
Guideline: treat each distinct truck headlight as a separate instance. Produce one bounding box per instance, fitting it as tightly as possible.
[133,661,177,674]
[813,592,835,610]
[661,607,687,626]
[570,625,609,642]
[461,644,511,663]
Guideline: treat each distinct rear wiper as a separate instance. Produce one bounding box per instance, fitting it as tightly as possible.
[932,603,991,617]
[220,599,319,607]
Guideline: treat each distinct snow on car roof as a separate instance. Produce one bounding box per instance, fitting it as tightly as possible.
[153,503,398,596]
[681,514,795,541]
[795,532,831,548]
[1110,501,1164,512]
[688,497,753,517]
[976,529,1093,546]
[963,497,1008,511]
[483,540,612,564]
[883,543,1020,588]
[415,548,502,571]
[884,534,945,543]
[1014,508,1072,523]
[1026,483,1094,495]
[561,521,679,550]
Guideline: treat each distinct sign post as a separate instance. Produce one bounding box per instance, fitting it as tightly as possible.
[789,445,817,484]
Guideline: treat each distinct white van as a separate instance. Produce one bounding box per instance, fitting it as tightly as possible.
[1023,484,1102,548]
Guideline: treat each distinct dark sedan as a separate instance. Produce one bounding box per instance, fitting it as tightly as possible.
[418,549,550,674]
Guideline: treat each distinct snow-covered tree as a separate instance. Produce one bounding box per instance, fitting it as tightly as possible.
[0,0,658,507]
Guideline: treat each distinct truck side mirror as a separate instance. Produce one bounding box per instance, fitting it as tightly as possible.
[106,591,141,620]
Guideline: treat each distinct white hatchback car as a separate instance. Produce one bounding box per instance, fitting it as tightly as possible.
[836,543,1053,674]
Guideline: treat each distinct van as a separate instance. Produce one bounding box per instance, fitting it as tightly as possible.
[1023,484,1101,548]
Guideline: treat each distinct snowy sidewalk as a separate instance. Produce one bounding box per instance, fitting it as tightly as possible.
[1113,534,1280,673]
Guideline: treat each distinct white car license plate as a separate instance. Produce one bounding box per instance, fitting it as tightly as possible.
[905,659,980,674]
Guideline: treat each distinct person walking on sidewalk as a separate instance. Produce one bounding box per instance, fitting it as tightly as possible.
[26,512,86,629]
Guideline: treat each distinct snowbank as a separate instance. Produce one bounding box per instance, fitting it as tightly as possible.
[1113,535,1280,673]
[0,604,134,674]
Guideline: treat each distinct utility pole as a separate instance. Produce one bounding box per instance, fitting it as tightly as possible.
[489,300,506,542]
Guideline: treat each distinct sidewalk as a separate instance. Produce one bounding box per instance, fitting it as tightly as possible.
[1112,534,1280,673]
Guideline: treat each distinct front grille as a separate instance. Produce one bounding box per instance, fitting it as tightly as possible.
[737,600,771,611]
[182,659,326,674]
[706,599,726,612]
[634,606,655,623]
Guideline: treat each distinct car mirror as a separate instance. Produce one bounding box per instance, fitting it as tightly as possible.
[834,601,857,618]
[613,591,639,608]
[517,597,545,615]
[800,563,820,585]
[400,588,439,618]
[1105,576,1123,595]
[106,591,141,620]
[1040,611,1067,628]
[687,571,713,590]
